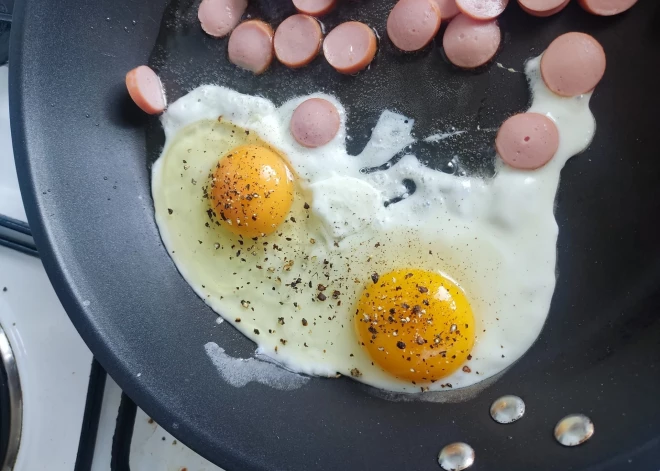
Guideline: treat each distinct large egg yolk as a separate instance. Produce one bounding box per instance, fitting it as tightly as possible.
[354,269,475,383]
[210,145,294,238]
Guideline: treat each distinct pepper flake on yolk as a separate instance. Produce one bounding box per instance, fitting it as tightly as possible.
[210,144,294,238]
[355,269,475,383]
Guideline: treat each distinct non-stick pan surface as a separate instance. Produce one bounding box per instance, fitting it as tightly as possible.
[9,0,660,469]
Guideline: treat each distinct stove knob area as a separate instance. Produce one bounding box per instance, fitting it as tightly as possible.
[0,323,21,470]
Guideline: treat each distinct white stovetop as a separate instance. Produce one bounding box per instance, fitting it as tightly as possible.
[0,247,92,470]
[0,65,25,222]
[1,64,223,471]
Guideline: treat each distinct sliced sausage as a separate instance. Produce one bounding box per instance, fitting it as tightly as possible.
[387,0,442,52]
[541,32,606,97]
[125,66,167,115]
[274,14,323,68]
[198,0,247,38]
[432,0,461,19]
[290,98,341,148]
[292,0,337,17]
[323,22,378,74]
[455,0,509,20]
[443,14,500,69]
[518,0,570,16]
[578,0,637,15]
[495,113,559,170]
[228,20,274,74]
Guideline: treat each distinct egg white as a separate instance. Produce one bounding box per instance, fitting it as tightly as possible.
[151,55,595,393]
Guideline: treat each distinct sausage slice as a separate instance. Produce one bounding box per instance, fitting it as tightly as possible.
[198,0,247,38]
[228,20,274,74]
[495,113,560,170]
[578,0,637,16]
[274,14,323,68]
[387,0,442,52]
[541,32,606,97]
[443,14,500,68]
[433,0,461,20]
[125,66,167,115]
[518,0,570,16]
[290,98,341,148]
[292,0,337,17]
[455,0,509,20]
[323,22,378,74]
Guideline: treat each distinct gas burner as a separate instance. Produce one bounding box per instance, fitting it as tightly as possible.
[0,323,21,470]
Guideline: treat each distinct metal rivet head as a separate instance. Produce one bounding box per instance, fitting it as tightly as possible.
[438,442,475,471]
[554,414,594,447]
[490,395,525,424]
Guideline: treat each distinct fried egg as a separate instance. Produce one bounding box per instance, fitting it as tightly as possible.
[151,55,595,393]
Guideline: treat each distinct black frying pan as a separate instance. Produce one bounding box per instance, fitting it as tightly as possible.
[9,0,660,469]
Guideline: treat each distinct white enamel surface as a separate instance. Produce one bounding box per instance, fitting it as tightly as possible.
[0,66,26,222]
[152,55,595,393]
[0,247,93,470]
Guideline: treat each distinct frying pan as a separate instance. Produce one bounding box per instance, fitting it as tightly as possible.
[8,0,660,469]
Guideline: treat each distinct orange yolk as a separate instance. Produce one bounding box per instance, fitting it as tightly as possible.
[354,269,475,383]
[210,145,294,238]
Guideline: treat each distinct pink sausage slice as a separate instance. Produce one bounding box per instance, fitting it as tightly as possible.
[578,0,637,16]
[125,66,167,115]
[274,14,323,68]
[456,0,509,20]
[433,0,461,19]
[290,98,341,148]
[387,0,442,52]
[495,113,560,170]
[292,0,337,17]
[541,32,606,97]
[323,22,378,74]
[518,0,570,16]
[198,0,247,38]
[228,20,274,74]
[443,14,501,68]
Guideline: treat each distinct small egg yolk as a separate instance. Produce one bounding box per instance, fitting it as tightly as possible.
[210,144,294,238]
[354,269,475,383]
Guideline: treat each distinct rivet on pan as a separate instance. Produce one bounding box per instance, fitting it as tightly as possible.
[438,442,475,471]
[554,414,594,447]
[490,395,525,424]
